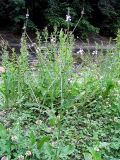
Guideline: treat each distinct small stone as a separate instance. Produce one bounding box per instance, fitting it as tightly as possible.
[1,156,8,160]
[0,67,5,73]
[0,111,6,116]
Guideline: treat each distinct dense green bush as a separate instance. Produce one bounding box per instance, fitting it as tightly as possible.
[0,0,25,29]
[0,0,120,36]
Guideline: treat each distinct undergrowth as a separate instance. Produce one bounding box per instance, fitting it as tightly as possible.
[0,29,120,160]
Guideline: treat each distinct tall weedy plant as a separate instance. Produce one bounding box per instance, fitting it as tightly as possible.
[1,32,30,108]
[22,29,76,159]
[0,28,79,159]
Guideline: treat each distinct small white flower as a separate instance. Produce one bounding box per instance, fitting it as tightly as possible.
[77,48,84,55]
[31,43,36,47]
[68,78,74,83]
[66,15,71,22]
[81,8,85,15]
[26,13,29,18]
[36,47,41,53]
[51,37,56,43]
[25,150,32,156]
[28,43,36,49]
[35,120,42,125]
[94,147,100,152]
[18,155,24,160]
[11,135,18,142]
[92,50,98,55]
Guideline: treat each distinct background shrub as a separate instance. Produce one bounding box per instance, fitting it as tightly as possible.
[0,0,120,37]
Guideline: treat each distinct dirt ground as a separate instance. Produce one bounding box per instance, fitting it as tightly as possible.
[0,31,115,47]
[0,30,115,65]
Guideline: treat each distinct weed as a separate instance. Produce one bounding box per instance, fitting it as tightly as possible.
[0,29,120,159]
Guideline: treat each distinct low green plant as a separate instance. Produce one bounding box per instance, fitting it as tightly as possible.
[0,29,120,159]
[0,29,77,159]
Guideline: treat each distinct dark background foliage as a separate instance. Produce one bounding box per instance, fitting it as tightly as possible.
[0,0,120,37]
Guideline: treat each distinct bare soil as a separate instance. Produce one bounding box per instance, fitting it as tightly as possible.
[0,31,115,64]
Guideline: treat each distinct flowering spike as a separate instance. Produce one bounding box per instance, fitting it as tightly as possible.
[92,50,98,55]
[26,9,29,19]
[77,48,84,55]
[81,8,85,15]
[66,15,71,22]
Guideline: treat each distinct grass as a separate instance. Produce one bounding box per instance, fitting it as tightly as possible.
[0,29,120,160]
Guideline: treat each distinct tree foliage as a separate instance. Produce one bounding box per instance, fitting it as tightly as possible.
[0,0,119,36]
